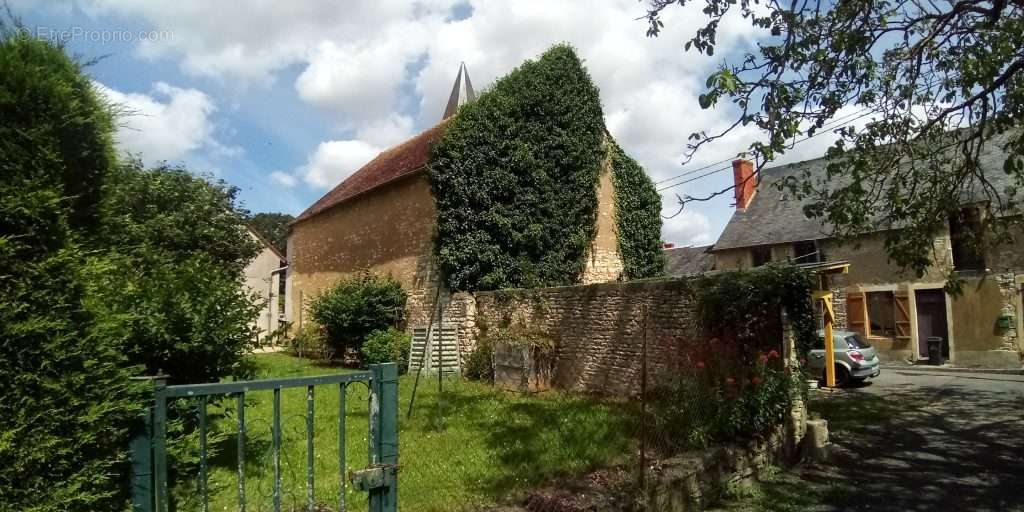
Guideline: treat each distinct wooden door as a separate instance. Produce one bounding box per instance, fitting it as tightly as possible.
[914,289,949,359]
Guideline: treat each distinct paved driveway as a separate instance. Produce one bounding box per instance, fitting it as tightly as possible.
[717,368,1024,511]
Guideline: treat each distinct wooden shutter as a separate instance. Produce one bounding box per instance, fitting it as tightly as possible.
[846,289,867,336]
[894,291,912,339]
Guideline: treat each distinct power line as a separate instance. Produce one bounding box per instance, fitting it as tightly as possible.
[657,108,880,193]
[655,107,875,189]
[656,165,732,192]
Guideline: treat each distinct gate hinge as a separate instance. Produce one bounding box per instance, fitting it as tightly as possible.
[349,464,398,492]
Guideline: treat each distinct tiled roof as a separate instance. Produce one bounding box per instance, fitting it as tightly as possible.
[294,120,451,223]
[664,245,715,276]
[713,131,1019,251]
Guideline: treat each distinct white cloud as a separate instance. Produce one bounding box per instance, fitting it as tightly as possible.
[662,209,715,246]
[96,81,234,163]
[83,0,790,242]
[269,171,299,188]
[298,140,381,189]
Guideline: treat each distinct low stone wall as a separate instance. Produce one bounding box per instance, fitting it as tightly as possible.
[474,278,788,395]
[644,401,811,511]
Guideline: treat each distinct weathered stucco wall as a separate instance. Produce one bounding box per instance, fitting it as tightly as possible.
[244,233,285,341]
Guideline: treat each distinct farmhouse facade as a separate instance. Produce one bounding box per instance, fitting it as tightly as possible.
[710,143,1024,368]
[285,62,628,361]
[243,227,287,343]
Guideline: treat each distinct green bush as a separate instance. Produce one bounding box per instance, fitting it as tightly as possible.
[0,31,144,511]
[361,328,412,374]
[288,323,334,362]
[308,271,407,355]
[649,348,806,452]
[463,341,495,382]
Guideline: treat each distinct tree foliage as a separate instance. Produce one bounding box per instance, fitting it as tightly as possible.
[308,271,407,355]
[429,45,608,291]
[647,0,1024,278]
[609,141,666,279]
[1,28,263,510]
[249,212,294,255]
[0,31,144,512]
[88,160,262,384]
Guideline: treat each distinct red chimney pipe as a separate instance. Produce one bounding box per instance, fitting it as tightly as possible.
[732,159,756,209]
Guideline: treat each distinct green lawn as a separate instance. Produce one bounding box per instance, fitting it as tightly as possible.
[170,353,637,511]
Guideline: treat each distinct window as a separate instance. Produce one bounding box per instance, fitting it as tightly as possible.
[866,291,896,337]
[950,207,985,271]
[792,240,820,263]
[751,246,772,267]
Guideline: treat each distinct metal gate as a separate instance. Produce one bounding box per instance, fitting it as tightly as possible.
[129,363,398,512]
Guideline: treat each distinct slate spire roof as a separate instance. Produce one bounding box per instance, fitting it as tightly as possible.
[442,62,475,120]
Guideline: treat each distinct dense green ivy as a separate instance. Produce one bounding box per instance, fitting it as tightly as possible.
[608,142,665,279]
[429,45,607,291]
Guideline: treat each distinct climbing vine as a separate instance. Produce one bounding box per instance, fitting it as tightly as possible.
[430,44,665,291]
[693,264,817,357]
[609,141,665,279]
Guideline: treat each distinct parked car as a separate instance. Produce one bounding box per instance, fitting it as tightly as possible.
[809,330,881,386]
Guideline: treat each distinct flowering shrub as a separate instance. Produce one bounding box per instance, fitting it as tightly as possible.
[647,342,806,453]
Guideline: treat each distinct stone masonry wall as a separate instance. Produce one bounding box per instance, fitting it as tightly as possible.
[474,278,786,395]
[580,145,625,284]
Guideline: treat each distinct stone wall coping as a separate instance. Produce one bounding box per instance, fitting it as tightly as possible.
[475,276,699,297]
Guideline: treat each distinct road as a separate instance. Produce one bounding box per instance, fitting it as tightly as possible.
[717,368,1024,511]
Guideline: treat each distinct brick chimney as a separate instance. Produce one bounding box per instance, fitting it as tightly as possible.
[732,158,756,209]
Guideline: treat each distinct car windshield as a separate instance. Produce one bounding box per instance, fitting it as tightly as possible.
[844,333,871,349]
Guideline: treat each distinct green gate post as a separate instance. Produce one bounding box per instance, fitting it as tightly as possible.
[368,363,399,512]
[129,378,156,512]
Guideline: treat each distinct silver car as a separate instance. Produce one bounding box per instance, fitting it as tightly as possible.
[809,330,881,386]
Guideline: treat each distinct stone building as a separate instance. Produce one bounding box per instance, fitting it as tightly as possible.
[285,63,628,366]
[709,143,1023,368]
[243,227,287,344]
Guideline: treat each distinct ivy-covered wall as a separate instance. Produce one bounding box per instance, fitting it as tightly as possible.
[429,44,663,291]
[609,141,665,279]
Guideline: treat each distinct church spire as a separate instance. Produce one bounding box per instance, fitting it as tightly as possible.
[442,62,476,120]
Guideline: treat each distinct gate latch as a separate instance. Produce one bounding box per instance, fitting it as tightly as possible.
[349,464,398,492]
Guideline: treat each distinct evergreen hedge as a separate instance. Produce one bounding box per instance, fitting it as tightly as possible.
[0,32,144,511]
[429,44,663,290]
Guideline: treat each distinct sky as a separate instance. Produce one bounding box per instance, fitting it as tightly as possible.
[14,0,852,247]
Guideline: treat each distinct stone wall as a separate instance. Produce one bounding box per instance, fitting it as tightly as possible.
[580,147,625,284]
[286,173,438,329]
[473,278,786,395]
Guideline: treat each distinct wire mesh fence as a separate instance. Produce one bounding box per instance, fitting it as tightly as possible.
[155,322,803,512]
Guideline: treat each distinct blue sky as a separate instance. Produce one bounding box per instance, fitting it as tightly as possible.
[15,0,849,246]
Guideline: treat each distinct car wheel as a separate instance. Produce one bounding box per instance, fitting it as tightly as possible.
[822,365,850,387]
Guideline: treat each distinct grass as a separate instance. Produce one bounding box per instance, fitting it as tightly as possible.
[169,353,638,511]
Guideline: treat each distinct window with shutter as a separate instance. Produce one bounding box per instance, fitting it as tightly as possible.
[894,291,912,339]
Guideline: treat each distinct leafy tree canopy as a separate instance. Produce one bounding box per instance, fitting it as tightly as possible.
[647,0,1024,279]
[89,159,262,383]
[249,212,294,255]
